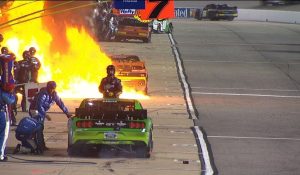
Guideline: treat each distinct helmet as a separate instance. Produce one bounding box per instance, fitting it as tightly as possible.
[46,81,56,90]
[0,34,3,42]
[106,65,115,76]
[29,47,36,56]
[22,50,30,60]
[1,47,8,54]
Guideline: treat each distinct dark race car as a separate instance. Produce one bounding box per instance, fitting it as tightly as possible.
[201,4,238,21]
[68,98,153,158]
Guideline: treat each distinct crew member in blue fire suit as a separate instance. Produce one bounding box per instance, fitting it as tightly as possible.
[14,116,43,154]
[29,81,72,150]
[0,85,16,162]
[99,65,122,98]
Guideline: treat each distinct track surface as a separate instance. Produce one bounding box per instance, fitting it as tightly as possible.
[172,19,300,175]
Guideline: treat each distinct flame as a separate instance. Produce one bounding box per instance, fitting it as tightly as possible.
[0,1,149,100]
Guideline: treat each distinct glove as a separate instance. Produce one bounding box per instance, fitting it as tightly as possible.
[104,84,112,90]
[45,114,52,121]
[66,113,73,118]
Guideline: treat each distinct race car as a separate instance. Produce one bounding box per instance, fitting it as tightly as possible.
[111,54,148,94]
[152,19,173,34]
[115,16,152,43]
[110,54,140,62]
[68,98,153,158]
[201,4,238,21]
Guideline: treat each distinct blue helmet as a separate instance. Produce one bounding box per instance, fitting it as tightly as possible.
[46,81,56,90]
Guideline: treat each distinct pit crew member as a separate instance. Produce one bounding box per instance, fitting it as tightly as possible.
[29,81,72,150]
[99,65,122,98]
[14,116,43,154]
[0,84,16,161]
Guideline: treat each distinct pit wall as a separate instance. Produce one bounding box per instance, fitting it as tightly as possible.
[175,8,300,24]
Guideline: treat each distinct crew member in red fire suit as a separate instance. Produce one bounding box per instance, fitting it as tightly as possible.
[29,81,72,151]
[99,65,122,98]
[28,47,41,83]
[0,85,15,161]
[0,47,17,126]
[0,47,16,161]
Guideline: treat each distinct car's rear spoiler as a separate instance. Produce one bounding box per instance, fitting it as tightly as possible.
[75,108,148,120]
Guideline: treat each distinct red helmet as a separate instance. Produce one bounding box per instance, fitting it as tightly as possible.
[29,47,36,56]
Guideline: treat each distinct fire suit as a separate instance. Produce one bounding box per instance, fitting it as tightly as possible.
[99,76,122,98]
[0,53,15,86]
[0,88,16,161]
[29,87,69,149]
[15,117,43,154]
[14,59,30,84]
[29,56,41,83]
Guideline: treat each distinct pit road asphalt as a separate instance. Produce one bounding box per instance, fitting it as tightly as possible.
[1,34,201,175]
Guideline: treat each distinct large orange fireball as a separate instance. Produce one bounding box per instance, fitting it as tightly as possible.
[0,1,148,99]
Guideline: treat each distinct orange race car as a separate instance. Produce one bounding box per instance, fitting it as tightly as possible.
[110,55,148,94]
[115,17,152,43]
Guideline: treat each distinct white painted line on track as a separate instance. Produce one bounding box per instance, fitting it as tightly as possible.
[169,33,197,120]
[195,126,214,175]
[169,33,215,175]
[192,92,300,98]
[208,135,300,141]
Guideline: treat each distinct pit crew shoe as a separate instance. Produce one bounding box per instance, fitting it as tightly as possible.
[0,156,8,162]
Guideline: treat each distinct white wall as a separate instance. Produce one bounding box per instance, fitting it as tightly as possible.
[237,9,300,24]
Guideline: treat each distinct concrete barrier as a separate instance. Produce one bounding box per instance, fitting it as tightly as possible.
[175,7,300,24]
[237,9,300,24]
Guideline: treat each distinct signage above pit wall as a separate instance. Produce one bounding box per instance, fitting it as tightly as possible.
[119,9,136,15]
[113,0,145,9]
[137,0,175,20]
[175,8,198,18]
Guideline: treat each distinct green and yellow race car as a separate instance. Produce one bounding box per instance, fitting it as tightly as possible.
[68,98,153,158]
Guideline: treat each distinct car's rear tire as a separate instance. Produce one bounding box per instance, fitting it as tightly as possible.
[136,130,153,158]
[143,34,151,43]
[68,145,78,156]
[227,17,234,21]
